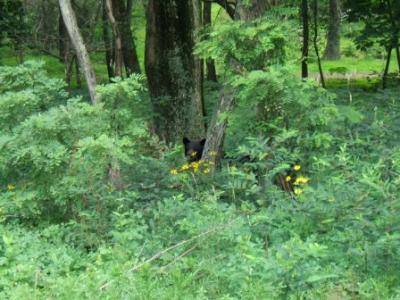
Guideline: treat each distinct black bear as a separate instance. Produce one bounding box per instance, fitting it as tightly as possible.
[183,137,206,162]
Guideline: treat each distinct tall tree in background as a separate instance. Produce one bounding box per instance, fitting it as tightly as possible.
[112,0,141,75]
[344,0,400,88]
[323,0,341,60]
[301,0,309,78]
[0,0,27,63]
[203,2,217,82]
[105,0,124,77]
[235,0,268,20]
[312,0,325,87]
[145,0,205,143]
[102,0,115,80]
[59,0,97,104]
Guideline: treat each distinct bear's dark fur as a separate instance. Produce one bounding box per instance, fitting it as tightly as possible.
[183,137,206,162]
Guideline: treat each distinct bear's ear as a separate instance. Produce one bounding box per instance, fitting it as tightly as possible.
[200,138,206,146]
[183,137,190,145]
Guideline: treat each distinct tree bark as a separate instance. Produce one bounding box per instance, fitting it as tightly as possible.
[203,1,218,82]
[301,0,309,78]
[105,0,124,77]
[323,0,341,60]
[59,7,68,63]
[145,0,205,143]
[382,46,392,89]
[235,0,268,21]
[75,56,81,88]
[204,0,236,19]
[113,0,141,75]
[102,0,115,80]
[312,0,325,88]
[59,0,97,104]
[202,0,267,169]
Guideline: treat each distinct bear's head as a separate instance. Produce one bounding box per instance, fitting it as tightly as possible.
[183,137,206,162]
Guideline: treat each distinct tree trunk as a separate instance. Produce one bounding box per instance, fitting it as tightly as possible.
[14,0,26,63]
[202,0,267,169]
[145,0,205,143]
[59,8,68,63]
[211,0,235,19]
[323,0,341,60]
[105,0,124,77]
[75,56,82,88]
[65,54,74,89]
[235,0,268,21]
[312,0,325,88]
[384,0,399,73]
[59,0,97,104]
[382,45,392,89]
[301,0,309,78]
[102,0,115,80]
[203,1,217,82]
[113,0,141,75]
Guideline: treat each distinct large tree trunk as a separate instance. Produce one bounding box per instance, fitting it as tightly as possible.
[301,0,309,78]
[202,0,267,168]
[145,0,205,143]
[203,1,217,82]
[113,0,141,75]
[105,0,124,77]
[323,0,341,60]
[59,0,97,104]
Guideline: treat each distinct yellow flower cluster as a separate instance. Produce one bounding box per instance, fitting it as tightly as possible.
[170,160,212,175]
[292,165,309,196]
[294,175,309,185]
[294,188,303,195]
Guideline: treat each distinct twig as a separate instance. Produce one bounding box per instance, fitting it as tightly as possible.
[129,219,236,272]
[159,245,198,272]
[99,219,236,291]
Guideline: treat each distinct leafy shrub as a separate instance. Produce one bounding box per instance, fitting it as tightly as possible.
[0,65,154,227]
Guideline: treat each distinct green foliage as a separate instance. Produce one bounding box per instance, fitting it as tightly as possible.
[344,0,400,50]
[0,64,153,227]
[196,9,298,73]
[1,12,400,299]
[0,0,27,48]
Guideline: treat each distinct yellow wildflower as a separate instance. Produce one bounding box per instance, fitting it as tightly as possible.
[294,176,309,185]
[191,162,199,173]
[7,184,15,191]
[191,162,199,168]
[285,176,292,182]
[203,168,210,174]
[293,165,301,171]
[294,188,303,195]
[180,164,190,171]
[170,169,178,175]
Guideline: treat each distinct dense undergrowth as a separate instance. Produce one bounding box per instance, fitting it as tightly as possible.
[1,12,400,299]
[1,60,399,299]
